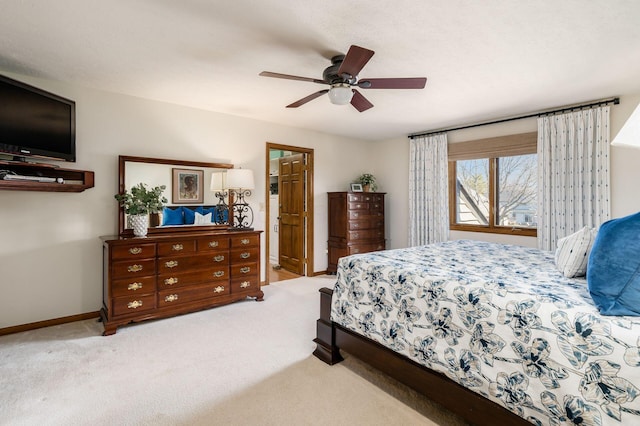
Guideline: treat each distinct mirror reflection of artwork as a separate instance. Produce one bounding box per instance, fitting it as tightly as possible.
[172,168,204,204]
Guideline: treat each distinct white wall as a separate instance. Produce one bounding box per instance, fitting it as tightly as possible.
[374,93,640,250]
[0,72,370,328]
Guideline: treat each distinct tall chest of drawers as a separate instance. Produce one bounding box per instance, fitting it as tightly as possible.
[327,192,385,274]
[101,229,262,335]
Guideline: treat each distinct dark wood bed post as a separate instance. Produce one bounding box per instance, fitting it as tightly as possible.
[312,287,529,426]
[312,287,344,365]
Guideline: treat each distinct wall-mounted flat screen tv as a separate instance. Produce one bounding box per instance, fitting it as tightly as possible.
[0,74,76,162]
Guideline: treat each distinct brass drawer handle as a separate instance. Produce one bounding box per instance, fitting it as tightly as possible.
[240,238,250,245]
[128,264,143,273]
[240,281,250,289]
[165,260,179,268]
[240,266,251,274]
[128,282,143,291]
[164,294,179,303]
[214,286,225,293]
[129,247,142,255]
[164,277,178,285]
[214,270,225,278]
[352,233,359,239]
[213,255,225,262]
[240,252,250,259]
[127,300,143,309]
[208,241,219,248]
[172,243,184,251]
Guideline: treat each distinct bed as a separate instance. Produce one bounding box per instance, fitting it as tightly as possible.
[313,240,640,425]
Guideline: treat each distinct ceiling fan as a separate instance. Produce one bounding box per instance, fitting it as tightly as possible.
[259,45,427,112]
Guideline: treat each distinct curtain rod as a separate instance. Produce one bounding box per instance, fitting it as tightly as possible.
[408,96,620,139]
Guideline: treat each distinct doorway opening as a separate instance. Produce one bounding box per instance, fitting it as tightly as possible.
[265,143,314,285]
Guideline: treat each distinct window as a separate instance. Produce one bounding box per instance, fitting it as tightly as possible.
[448,133,537,236]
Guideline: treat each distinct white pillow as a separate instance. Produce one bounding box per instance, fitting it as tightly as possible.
[555,226,597,278]
[194,211,212,225]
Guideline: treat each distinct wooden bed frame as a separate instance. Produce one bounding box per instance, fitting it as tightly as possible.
[313,287,530,426]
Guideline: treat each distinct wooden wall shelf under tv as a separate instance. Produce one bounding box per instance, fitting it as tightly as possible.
[0,161,94,193]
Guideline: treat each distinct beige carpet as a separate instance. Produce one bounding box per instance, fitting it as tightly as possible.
[0,275,467,425]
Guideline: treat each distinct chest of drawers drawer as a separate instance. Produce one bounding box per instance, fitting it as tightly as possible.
[230,262,258,278]
[112,258,157,279]
[112,293,157,316]
[230,234,259,248]
[157,240,197,256]
[111,243,156,260]
[197,236,230,251]
[231,275,260,293]
[158,282,231,307]
[111,276,156,298]
[158,267,228,290]
[157,252,229,274]
[230,246,259,263]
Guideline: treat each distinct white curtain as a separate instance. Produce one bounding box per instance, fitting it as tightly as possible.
[537,106,611,250]
[409,133,449,246]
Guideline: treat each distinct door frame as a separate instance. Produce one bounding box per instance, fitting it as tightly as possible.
[265,142,314,285]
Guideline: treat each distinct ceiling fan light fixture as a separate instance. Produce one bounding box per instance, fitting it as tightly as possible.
[328,84,353,105]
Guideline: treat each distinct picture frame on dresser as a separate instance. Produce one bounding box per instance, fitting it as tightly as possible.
[350,183,363,192]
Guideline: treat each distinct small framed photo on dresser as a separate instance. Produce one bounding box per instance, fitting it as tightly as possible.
[350,183,363,192]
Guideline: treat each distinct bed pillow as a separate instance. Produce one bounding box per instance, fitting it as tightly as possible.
[554,226,597,278]
[183,206,203,225]
[587,211,640,316]
[194,211,212,225]
[161,207,184,226]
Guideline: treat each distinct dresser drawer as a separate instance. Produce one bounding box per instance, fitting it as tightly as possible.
[230,262,258,278]
[348,201,370,211]
[347,229,385,241]
[158,253,229,274]
[197,236,230,251]
[158,282,230,308]
[111,243,156,260]
[230,234,259,248]
[348,241,385,255]
[112,293,157,316]
[231,276,260,293]
[112,258,157,279]
[158,267,228,290]
[157,240,197,256]
[230,247,259,263]
[111,276,156,298]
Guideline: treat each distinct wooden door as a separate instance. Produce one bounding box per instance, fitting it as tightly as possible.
[278,153,305,275]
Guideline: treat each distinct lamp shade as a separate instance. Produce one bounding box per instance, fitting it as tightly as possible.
[210,171,227,191]
[612,102,640,149]
[328,84,353,105]
[226,168,254,190]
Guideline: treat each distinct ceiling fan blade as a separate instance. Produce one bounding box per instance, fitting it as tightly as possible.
[350,89,374,112]
[337,45,375,79]
[358,77,427,89]
[259,71,327,85]
[286,90,330,108]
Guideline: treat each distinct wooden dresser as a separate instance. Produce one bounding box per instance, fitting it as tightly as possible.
[101,229,262,335]
[327,192,385,274]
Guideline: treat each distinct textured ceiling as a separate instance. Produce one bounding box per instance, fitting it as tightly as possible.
[1,0,640,140]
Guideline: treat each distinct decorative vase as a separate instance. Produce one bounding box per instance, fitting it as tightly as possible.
[363,184,371,192]
[129,214,149,237]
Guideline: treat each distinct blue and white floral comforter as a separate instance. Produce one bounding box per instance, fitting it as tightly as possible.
[331,240,640,425]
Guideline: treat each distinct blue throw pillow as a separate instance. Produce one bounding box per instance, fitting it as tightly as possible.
[182,206,203,225]
[587,211,640,316]
[162,207,184,226]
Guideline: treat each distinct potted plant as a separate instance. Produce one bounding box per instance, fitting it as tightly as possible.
[358,173,377,192]
[115,183,167,236]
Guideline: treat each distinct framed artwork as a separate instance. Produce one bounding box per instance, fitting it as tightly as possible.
[350,183,363,192]
[172,168,204,204]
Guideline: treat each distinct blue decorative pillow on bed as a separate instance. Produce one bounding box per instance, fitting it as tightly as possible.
[183,206,203,225]
[161,207,184,226]
[203,206,228,224]
[587,211,640,316]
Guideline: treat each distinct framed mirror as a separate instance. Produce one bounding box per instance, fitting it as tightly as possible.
[118,155,234,236]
